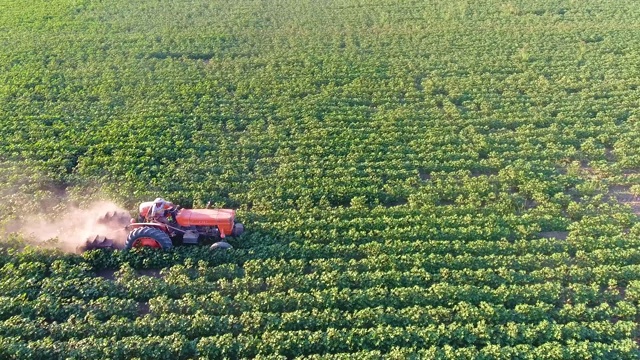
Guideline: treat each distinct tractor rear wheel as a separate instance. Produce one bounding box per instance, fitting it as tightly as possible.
[125,227,173,250]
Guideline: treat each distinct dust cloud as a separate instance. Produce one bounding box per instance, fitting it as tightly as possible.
[5,201,132,252]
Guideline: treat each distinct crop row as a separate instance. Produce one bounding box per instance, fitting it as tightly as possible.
[5,255,640,305]
[3,277,638,323]
[4,298,637,342]
[0,321,636,359]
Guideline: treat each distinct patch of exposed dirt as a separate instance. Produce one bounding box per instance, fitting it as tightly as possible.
[578,165,611,180]
[384,199,408,208]
[137,302,150,316]
[626,202,640,214]
[605,148,615,162]
[94,269,116,281]
[538,231,569,240]
[622,169,640,176]
[470,170,498,178]
[524,199,537,210]
[138,269,162,278]
[607,185,640,213]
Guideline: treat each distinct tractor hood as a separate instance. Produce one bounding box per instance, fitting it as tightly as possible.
[175,208,236,227]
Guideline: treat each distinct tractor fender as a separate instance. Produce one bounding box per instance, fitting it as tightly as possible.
[127,222,169,233]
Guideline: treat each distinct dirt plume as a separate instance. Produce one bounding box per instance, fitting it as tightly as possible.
[5,201,132,252]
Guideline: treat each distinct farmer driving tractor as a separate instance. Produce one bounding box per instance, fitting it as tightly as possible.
[148,197,177,224]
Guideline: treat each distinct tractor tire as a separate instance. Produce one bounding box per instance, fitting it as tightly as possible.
[125,227,173,250]
[210,241,233,250]
[231,223,244,237]
[77,235,115,253]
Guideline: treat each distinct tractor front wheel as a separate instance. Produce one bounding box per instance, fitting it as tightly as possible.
[125,227,173,250]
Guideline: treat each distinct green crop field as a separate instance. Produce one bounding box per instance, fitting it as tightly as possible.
[2,0,640,358]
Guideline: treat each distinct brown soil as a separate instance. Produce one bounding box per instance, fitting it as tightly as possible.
[607,185,640,213]
[538,231,569,240]
[137,302,151,316]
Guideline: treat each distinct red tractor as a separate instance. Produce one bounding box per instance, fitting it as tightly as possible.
[80,201,244,252]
